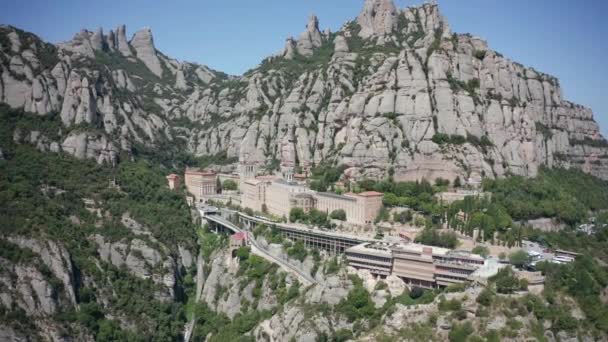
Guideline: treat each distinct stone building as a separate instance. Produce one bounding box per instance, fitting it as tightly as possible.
[265,179,310,218]
[166,173,180,190]
[184,168,217,204]
[241,178,271,213]
[316,191,383,226]
[230,232,248,249]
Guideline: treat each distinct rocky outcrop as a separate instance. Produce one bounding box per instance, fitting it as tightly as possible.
[357,0,398,39]
[115,24,132,57]
[91,213,190,302]
[130,28,163,77]
[296,15,324,57]
[61,132,118,164]
[0,1,606,180]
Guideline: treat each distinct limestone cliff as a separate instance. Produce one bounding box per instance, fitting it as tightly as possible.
[0,0,606,182]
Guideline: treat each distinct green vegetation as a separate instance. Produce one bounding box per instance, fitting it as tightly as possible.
[483,167,608,225]
[286,241,308,262]
[336,276,376,322]
[393,210,413,224]
[309,164,347,193]
[537,255,608,333]
[472,245,490,258]
[508,250,530,269]
[490,267,527,294]
[195,151,238,169]
[289,208,331,228]
[330,209,347,221]
[431,133,493,149]
[222,179,238,191]
[360,178,439,216]
[0,106,196,339]
[415,227,459,249]
[449,322,474,342]
[192,302,273,342]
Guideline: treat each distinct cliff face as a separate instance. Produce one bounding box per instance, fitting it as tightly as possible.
[0,0,606,181]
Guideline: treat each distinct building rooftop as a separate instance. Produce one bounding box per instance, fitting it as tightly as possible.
[391,243,451,257]
[185,168,216,176]
[346,242,394,259]
[256,175,278,181]
[355,191,384,197]
[244,179,264,186]
[166,174,180,179]
[317,191,356,202]
[231,232,248,241]
[273,178,301,187]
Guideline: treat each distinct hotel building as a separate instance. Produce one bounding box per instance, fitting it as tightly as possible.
[344,242,394,276]
[346,242,486,288]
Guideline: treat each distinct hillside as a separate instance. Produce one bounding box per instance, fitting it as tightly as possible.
[0,0,607,181]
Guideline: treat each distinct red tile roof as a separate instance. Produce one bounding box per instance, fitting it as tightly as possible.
[231,232,248,241]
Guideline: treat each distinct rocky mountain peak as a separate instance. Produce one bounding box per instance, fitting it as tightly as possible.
[130,27,163,77]
[296,14,324,57]
[356,0,398,38]
[306,14,320,34]
[115,24,132,57]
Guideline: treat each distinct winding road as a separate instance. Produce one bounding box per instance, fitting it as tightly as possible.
[205,214,317,286]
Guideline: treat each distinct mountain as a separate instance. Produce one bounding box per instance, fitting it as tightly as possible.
[1,0,607,181]
[2,1,608,341]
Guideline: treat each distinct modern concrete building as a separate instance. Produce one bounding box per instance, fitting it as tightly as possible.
[166,174,180,190]
[345,242,394,277]
[185,168,217,204]
[392,244,444,289]
[346,242,487,288]
[433,251,485,287]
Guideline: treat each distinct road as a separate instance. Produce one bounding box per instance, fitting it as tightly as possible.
[205,214,316,286]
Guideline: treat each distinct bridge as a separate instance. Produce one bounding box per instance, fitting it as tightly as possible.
[238,213,374,254]
[202,211,316,286]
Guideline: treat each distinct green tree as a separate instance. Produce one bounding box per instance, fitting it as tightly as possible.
[309,208,329,227]
[330,209,347,221]
[509,250,529,269]
[222,179,238,191]
[289,207,306,223]
[472,246,490,258]
[491,267,526,294]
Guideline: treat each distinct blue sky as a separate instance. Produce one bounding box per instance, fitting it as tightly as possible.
[1,0,607,135]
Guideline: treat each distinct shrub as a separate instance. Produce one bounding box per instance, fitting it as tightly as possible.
[330,209,347,221]
[289,207,306,223]
[472,246,490,258]
[476,288,494,306]
[449,322,474,342]
[474,50,487,60]
[508,250,530,269]
[222,179,238,191]
[491,267,527,294]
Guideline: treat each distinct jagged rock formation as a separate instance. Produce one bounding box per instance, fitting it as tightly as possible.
[357,0,398,39]
[0,0,606,181]
[296,15,324,57]
[130,28,163,77]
